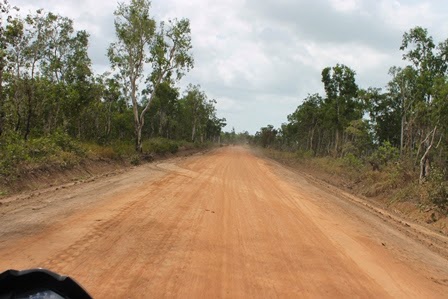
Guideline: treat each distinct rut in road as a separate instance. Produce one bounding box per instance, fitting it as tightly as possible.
[1,146,448,298]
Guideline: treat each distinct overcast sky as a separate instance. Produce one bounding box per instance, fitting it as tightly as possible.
[12,0,448,133]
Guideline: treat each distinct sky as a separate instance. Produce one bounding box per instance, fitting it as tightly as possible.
[12,0,448,133]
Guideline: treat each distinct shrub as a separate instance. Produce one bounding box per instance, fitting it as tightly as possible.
[177,140,195,150]
[0,132,86,177]
[342,153,363,170]
[130,154,140,166]
[427,168,448,213]
[143,138,179,155]
[56,151,81,168]
[110,140,135,158]
[51,131,85,156]
[295,149,314,160]
[370,141,399,166]
[97,146,120,160]
[83,143,120,160]
[0,133,29,165]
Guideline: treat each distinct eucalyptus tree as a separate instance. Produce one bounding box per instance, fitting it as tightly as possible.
[205,115,226,143]
[287,94,324,153]
[96,75,122,138]
[176,84,224,143]
[145,81,179,138]
[386,66,418,154]
[256,125,277,148]
[0,0,19,135]
[182,84,207,142]
[3,10,94,138]
[399,27,448,181]
[108,0,193,152]
[321,64,360,155]
[360,87,400,147]
[4,9,52,139]
[4,15,28,134]
[37,13,93,136]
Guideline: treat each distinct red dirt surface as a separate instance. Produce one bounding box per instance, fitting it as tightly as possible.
[1,146,448,298]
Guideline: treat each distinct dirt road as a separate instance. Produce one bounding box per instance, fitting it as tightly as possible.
[1,147,448,298]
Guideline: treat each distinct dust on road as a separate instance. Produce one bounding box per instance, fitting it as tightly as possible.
[1,147,448,298]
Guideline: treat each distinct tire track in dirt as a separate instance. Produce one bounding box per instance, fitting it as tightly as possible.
[42,198,142,271]
[266,155,448,260]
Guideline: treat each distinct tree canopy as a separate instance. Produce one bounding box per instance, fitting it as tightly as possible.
[0,0,224,154]
[253,26,448,188]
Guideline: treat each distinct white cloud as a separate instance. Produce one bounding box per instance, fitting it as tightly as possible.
[378,0,435,31]
[215,97,244,113]
[302,42,390,72]
[328,0,361,12]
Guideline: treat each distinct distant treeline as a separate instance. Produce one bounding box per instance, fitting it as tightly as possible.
[0,0,225,150]
[250,27,448,209]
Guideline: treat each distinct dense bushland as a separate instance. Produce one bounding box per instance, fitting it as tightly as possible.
[0,0,225,186]
[251,27,448,214]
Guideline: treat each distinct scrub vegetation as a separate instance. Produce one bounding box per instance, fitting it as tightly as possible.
[0,0,225,187]
[249,27,448,215]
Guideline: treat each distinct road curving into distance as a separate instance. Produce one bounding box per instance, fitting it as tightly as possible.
[1,146,448,298]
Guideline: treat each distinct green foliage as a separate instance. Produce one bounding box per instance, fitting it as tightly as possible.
[264,66,363,156]
[110,141,135,158]
[82,143,120,160]
[342,153,363,171]
[254,26,447,199]
[108,0,194,151]
[143,138,178,154]
[295,149,314,160]
[321,64,361,154]
[427,168,448,212]
[363,163,404,198]
[0,132,84,177]
[254,25,448,212]
[0,133,28,173]
[130,154,141,166]
[343,119,373,157]
[51,131,85,155]
[361,87,401,147]
[370,141,399,166]
[0,2,223,187]
[179,84,223,142]
[254,125,277,148]
[221,129,250,145]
